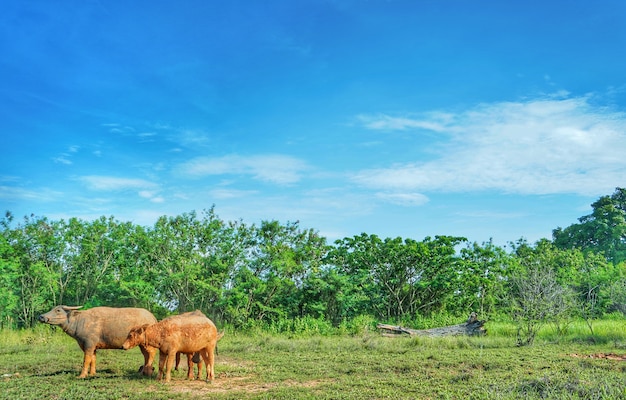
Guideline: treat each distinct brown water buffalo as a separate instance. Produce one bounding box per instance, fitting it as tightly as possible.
[38,305,158,378]
[123,310,223,382]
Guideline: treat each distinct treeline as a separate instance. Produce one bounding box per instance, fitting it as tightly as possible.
[2,189,626,339]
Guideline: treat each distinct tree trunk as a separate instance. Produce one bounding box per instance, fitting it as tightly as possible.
[377,313,486,337]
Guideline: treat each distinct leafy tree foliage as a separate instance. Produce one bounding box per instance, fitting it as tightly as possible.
[553,187,626,264]
[328,234,466,320]
[2,188,626,330]
[455,240,510,316]
[0,213,20,328]
[508,239,623,338]
[223,220,328,326]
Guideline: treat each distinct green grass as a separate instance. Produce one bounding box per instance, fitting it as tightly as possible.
[1,321,626,399]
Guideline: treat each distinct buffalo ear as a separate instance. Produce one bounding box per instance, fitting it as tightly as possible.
[131,324,149,335]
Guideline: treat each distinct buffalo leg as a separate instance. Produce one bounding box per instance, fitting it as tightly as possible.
[165,351,176,382]
[194,352,203,380]
[79,348,96,378]
[186,353,194,380]
[139,345,156,376]
[157,352,167,381]
[199,348,214,382]
[208,346,216,381]
[174,352,181,371]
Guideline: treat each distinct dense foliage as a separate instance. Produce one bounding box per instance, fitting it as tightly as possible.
[553,187,626,264]
[2,190,626,336]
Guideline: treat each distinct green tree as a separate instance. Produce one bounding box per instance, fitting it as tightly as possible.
[300,266,353,325]
[553,187,626,264]
[1,214,61,326]
[147,211,207,312]
[223,220,328,325]
[144,208,245,317]
[63,216,131,307]
[0,213,20,328]
[455,240,510,317]
[94,222,157,309]
[192,209,247,319]
[572,252,623,334]
[328,234,465,321]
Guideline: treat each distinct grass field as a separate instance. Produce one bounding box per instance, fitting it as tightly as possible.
[1,321,626,399]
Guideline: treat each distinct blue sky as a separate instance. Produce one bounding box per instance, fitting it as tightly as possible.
[2,0,626,246]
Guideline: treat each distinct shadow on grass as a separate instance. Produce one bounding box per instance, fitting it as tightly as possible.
[34,368,153,381]
[35,370,78,377]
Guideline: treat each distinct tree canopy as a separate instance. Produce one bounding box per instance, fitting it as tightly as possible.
[2,190,626,331]
[553,187,626,264]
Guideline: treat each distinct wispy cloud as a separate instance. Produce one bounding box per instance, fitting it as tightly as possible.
[53,145,80,165]
[168,129,212,148]
[0,185,61,202]
[78,175,158,191]
[138,190,164,203]
[356,113,452,132]
[353,94,626,196]
[178,154,309,185]
[53,156,73,165]
[209,188,258,199]
[375,192,429,206]
[106,125,136,135]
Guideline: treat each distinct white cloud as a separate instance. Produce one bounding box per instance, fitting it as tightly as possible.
[53,156,72,165]
[375,192,429,206]
[170,129,211,148]
[0,185,62,202]
[79,176,157,191]
[209,188,258,199]
[178,154,309,185]
[138,190,156,199]
[356,113,451,132]
[353,94,626,196]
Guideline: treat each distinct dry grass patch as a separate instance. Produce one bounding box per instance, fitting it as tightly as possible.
[169,376,333,396]
[167,355,334,397]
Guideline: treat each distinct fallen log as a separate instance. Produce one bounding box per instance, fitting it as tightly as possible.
[377,313,487,337]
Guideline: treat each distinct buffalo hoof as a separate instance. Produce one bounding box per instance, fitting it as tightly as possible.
[138,365,154,376]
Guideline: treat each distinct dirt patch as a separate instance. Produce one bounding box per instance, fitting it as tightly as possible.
[169,376,332,396]
[570,353,626,361]
[163,356,333,396]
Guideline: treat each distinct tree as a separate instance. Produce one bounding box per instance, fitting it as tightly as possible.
[300,266,352,325]
[509,265,568,346]
[608,272,626,317]
[0,212,19,328]
[328,234,466,321]
[1,214,62,327]
[146,210,224,313]
[508,239,575,344]
[96,222,156,309]
[455,240,510,317]
[572,252,623,334]
[553,187,626,264]
[222,220,328,325]
[62,216,133,307]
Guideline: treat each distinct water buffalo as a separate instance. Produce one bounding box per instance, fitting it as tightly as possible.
[123,310,223,382]
[38,305,158,378]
